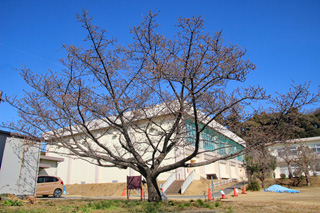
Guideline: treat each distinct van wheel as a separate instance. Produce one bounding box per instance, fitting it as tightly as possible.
[53,189,62,198]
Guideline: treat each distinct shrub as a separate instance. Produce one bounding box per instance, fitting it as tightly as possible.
[196,199,204,207]
[168,200,175,206]
[183,202,190,207]
[247,180,260,191]
[280,173,286,179]
[215,201,220,207]
[2,199,23,206]
[177,203,185,209]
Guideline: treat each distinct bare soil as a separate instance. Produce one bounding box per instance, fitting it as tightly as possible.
[65,182,127,197]
[65,179,236,197]
[221,186,320,212]
[65,176,320,197]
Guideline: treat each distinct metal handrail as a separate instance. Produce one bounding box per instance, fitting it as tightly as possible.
[162,173,176,192]
[181,170,194,194]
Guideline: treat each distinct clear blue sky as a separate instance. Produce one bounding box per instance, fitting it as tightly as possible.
[1,0,320,124]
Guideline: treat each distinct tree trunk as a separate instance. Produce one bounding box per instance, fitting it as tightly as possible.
[260,170,265,189]
[146,175,161,202]
[304,172,310,187]
[287,162,293,179]
[261,177,265,189]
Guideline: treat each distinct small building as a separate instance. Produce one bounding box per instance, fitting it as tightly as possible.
[0,130,64,196]
[38,142,64,176]
[270,136,320,178]
[0,130,40,196]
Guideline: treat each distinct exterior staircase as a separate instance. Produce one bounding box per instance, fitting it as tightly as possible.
[165,180,184,195]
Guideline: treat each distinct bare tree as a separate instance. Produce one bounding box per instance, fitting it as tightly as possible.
[2,10,296,202]
[294,145,319,186]
[222,82,319,188]
[277,143,296,179]
[245,145,277,189]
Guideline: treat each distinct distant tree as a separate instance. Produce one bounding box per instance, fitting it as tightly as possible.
[245,147,277,189]
[293,145,320,186]
[295,108,320,138]
[223,83,319,186]
[3,11,266,202]
[277,143,296,179]
[267,107,320,179]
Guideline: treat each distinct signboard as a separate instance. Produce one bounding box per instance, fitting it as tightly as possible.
[127,175,142,200]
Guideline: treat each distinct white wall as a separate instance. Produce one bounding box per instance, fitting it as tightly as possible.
[0,137,40,195]
[271,137,320,178]
[46,113,246,184]
[38,160,58,176]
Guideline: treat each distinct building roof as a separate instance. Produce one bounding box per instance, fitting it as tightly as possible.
[40,155,64,162]
[270,136,320,148]
[285,136,320,143]
[44,102,246,146]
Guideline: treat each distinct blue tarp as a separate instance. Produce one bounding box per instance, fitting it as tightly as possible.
[264,184,300,193]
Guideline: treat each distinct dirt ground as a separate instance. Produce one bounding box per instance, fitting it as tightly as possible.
[65,176,320,197]
[221,186,320,212]
[65,182,127,197]
[65,179,236,197]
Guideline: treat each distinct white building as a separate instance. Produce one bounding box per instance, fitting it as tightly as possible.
[270,136,320,178]
[43,107,246,185]
[0,130,40,196]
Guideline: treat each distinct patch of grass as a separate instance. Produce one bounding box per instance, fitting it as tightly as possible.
[215,200,220,207]
[2,199,23,206]
[45,201,55,206]
[79,204,95,212]
[124,200,140,208]
[194,199,213,208]
[167,200,175,206]
[196,199,204,206]
[227,206,234,213]
[59,205,73,212]
[93,200,112,209]
[183,202,191,207]
[177,203,186,209]
[141,201,161,213]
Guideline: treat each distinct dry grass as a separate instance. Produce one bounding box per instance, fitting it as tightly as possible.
[65,176,320,197]
[220,186,320,212]
[65,179,235,197]
[65,182,126,197]
[55,177,320,212]
[1,186,320,212]
[65,181,166,197]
